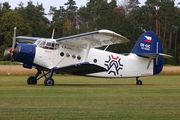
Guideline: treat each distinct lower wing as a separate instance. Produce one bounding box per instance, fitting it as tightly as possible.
[54,62,106,75]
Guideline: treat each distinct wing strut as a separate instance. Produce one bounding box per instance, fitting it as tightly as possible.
[147,58,153,69]
[104,45,109,51]
[83,41,91,61]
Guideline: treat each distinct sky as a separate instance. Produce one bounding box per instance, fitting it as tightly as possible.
[1,0,179,11]
[1,0,147,11]
[0,0,178,19]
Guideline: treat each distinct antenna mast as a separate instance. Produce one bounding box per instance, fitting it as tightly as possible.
[51,28,55,39]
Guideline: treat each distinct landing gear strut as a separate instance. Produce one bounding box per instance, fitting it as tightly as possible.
[27,68,55,86]
[136,77,142,85]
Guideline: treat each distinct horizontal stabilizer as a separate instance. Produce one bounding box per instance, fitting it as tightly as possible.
[54,62,106,75]
[137,53,173,59]
[159,53,173,58]
[137,53,173,70]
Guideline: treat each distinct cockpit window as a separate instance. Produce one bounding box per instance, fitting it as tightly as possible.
[34,39,59,50]
[39,41,46,47]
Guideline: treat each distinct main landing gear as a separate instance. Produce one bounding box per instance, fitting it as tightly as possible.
[27,68,55,86]
[136,77,142,85]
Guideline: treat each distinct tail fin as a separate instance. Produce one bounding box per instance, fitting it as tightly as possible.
[131,31,172,75]
[131,31,162,54]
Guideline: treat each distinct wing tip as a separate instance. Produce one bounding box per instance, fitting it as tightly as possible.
[99,29,130,42]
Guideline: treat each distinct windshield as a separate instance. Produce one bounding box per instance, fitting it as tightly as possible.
[34,39,59,50]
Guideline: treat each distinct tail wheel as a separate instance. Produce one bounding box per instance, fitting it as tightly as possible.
[27,76,37,85]
[44,77,54,86]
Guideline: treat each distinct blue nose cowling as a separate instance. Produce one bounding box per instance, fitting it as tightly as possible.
[13,43,36,65]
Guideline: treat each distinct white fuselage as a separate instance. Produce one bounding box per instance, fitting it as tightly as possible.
[87,49,153,77]
[33,46,153,78]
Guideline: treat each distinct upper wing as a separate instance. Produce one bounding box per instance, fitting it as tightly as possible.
[56,29,129,49]
[16,36,48,43]
[16,30,129,48]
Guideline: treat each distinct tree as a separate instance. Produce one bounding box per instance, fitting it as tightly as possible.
[63,0,78,34]
[0,0,179,65]
[173,6,180,65]
[49,6,66,22]
[0,2,11,17]
[64,0,77,12]
[15,1,50,37]
[0,11,31,60]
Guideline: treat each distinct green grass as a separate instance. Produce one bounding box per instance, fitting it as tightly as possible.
[0,75,180,120]
[0,61,20,65]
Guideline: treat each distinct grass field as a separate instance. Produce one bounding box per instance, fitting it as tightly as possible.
[1,65,180,75]
[0,75,180,120]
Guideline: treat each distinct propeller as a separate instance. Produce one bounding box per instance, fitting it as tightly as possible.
[12,27,17,52]
[4,48,11,56]
[4,27,17,75]
[4,27,17,56]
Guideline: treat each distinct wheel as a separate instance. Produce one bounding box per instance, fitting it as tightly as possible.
[27,76,37,85]
[136,80,142,85]
[44,77,54,86]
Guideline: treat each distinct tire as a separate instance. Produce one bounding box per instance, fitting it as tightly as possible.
[44,77,54,86]
[27,76,37,85]
[136,80,142,85]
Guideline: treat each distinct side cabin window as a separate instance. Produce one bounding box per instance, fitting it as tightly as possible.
[34,39,59,50]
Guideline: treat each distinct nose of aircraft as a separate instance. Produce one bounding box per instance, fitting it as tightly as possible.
[12,43,36,65]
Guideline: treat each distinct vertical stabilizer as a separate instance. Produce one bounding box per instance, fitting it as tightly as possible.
[131,31,164,75]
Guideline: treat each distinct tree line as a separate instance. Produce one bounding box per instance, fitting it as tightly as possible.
[0,0,180,65]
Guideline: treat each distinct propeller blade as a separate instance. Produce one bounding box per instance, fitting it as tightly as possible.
[4,49,10,56]
[4,27,17,75]
[12,27,17,52]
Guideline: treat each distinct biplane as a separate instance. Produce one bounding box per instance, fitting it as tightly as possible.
[4,28,172,86]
